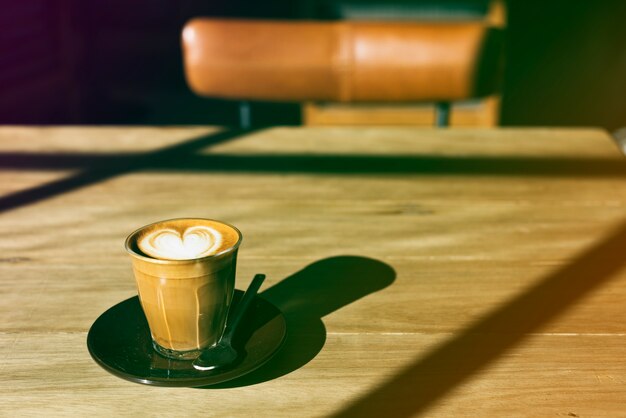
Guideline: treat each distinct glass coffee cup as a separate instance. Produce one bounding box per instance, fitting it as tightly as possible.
[125,218,242,360]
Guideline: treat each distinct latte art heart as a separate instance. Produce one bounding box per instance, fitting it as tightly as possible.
[138,226,223,260]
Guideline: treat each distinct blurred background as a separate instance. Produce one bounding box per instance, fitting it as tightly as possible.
[1,0,625,129]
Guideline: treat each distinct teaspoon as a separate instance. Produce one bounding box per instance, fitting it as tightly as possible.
[193,273,266,371]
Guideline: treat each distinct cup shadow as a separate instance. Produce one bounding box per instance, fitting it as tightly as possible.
[202,255,396,389]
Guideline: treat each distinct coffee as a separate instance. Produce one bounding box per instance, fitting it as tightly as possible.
[135,218,240,261]
[125,218,242,360]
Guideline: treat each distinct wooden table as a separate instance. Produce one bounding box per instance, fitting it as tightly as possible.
[2,126,626,417]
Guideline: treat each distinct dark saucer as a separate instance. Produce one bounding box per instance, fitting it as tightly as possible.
[87,290,286,387]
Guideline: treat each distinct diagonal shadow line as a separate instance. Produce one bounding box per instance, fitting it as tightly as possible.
[0,128,256,214]
[330,218,626,418]
[2,153,626,178]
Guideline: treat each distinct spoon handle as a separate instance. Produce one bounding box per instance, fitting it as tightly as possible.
[221,274,266,343]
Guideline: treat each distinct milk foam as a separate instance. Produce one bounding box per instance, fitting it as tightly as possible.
[138,225,223,260]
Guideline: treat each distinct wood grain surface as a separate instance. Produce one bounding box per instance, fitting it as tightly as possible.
[1,126,626,417]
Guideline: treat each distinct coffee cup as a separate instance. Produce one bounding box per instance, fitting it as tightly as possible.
[125,218,242,360]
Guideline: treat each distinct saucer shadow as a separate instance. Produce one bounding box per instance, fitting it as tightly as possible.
[204,255,396,388]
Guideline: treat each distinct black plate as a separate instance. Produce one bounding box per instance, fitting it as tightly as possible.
[87,290,286,387]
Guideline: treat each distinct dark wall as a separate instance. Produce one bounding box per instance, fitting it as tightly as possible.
[502,0,626,129]
[1,0,625,129]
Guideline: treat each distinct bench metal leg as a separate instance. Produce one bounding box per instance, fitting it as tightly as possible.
[435,102,451,127]
[239,101,251,130]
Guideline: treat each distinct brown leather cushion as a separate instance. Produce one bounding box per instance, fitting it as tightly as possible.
[182,19,501,102]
